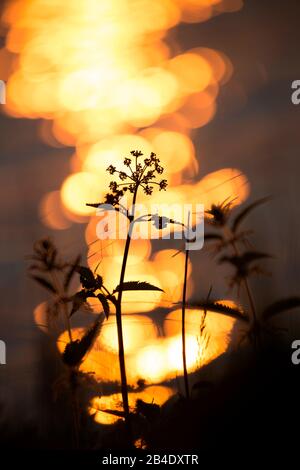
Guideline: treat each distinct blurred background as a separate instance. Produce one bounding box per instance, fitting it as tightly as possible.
[0,0,300,440]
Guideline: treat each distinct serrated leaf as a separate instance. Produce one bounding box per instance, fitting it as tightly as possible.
[30,275,57,294]
[219,251,272,267]
[204,233,223,242]
[75,265,94,281]
[97,293,110,319]
[75,265,98,289]
[189,301,249,322]
[113,281,164,293]
[262,297,300,320]
[62,315,103,367]
[70,290,95,317]
[64,255,82,291]
[232,197,271,233]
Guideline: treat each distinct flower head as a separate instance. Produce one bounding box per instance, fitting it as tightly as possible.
[87,150,168,212]
[119,171,127,181]
[124,157,131,167]
[159,179,168,191]
[107,164,116,175]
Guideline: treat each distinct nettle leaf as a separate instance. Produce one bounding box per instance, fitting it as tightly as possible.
[70,290,95,317]
[64,255,82,291]
[86,202,102,208]
[190,301,249,322]
[98,408,126,419]
[75,266,103,290]
[62,315,103,367]
[97,293,110,319]
[262,297,300,320]
[75,266,95,289]
[219,251,272,267]
[113,281,164,293]
[232,197,270,233]
[86,203,118,212]
[204,233,223,242]
[30,275,57,294]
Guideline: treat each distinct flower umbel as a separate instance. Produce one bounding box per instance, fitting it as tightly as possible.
[87,150,168,211]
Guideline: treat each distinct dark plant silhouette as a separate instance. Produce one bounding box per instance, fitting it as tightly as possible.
[27,175,300,452]
[86,150,170,440]
[28,239,106,446]
[198,197,300,346]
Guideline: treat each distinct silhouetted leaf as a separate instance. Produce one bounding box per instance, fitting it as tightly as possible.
[151,214,183,230]
[75,266,102,290]
[204,233,223,242]
[262,297,300,320]
[98,408,126,418]
[86,203,118,211]
[30,275,57,294]
[232,197,271,233]
[64,255,82,291]
[62,315,103,367]
[75,266,95,288]
[113,281,164,293]
[70,290,95,317]
[190,301,249,322]
[219,251,272,267]
[86,202,102,208]
[205,198,235,226]
[135,399,160,421]
[97,293,110,319]
[30,238,62,271]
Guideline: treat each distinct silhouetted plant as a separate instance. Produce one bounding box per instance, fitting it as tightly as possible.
[202,197,300,345]
[28,239,107,446]
[86,150,172,440]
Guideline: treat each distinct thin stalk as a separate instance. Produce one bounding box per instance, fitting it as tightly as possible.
[182,244,190,399]
[223,226,257,323]
[181,212,190,399]
[51,271,79,447]
[51,271,73,342]
[115,188,138,439]
[223,225,261,349]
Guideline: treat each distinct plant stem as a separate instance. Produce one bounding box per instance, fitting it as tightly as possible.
[182,244,190,399]
[51,271,73,342]
[115,189,138,440]
[223,225,260,353]
[51,271,79,446]
[223,226,257,324]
